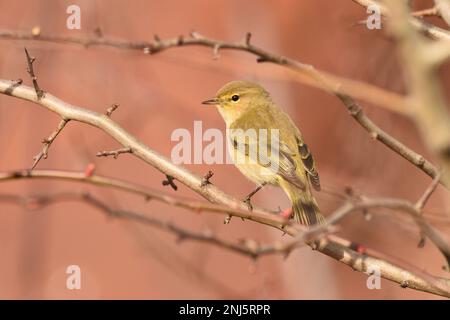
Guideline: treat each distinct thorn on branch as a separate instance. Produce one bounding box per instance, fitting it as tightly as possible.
[418,236,426,248]
[370,132,379,140]
[96,147,132,159]
[212,44,221,60]
[93,27,103,38]
[244,32,252,46]
[31,119,69,170]
[223,214,232,224]
[105,103,119,117]
[201,170,214,187]
[162,174,178,191]
[5,79,23,95]
[190,31,201,39]
[24,47,44,99]
[256,56,268,63]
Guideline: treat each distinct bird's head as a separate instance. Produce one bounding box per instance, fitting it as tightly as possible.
[202,80,271,124]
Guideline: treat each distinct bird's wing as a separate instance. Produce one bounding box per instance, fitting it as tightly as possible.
[272,104,321,191]
[296,137,321,191]
[229,112,306,190]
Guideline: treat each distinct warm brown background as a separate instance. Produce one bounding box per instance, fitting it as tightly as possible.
[0,0,449,299]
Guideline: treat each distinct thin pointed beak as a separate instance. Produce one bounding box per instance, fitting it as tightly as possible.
[201,98,220,105]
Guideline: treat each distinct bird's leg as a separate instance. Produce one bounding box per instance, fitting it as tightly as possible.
[243,182,267,210]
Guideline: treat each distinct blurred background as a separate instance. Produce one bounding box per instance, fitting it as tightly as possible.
[0,0,449,299]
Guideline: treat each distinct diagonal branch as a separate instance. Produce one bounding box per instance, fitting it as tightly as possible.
[337,94,445,187]
[31,118,68,169]
[385,0,450,187]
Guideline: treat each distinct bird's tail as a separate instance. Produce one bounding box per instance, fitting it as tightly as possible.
[292,193,325,226]
[283,183,325,226]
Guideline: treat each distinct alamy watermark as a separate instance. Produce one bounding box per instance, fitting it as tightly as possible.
[171,121,280,175]
[366,265,381,290]
[66,5,81,30]
[66,264,81,290]
[366,4,382,30]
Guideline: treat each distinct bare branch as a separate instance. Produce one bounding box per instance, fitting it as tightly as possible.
[435,0,450,26]
[96,147,132,159]
[31,118,68,169]
[311,195,450,266]
[337,94,445,187]
[411,6,440,18]
[0,191,296,259]
[0,168,449,297]
[385,0,450,186]
[1,31,444,187]
[416,172,442,211]
[0,191,277,260]
[24,47,44,99]
[0,29,408,115]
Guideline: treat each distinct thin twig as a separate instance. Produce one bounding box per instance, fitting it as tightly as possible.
[411,7,440,18]
[337,94,445,187]
[311,195,450,267]
[96,147,132,159]
[416,172,442,211]
[0,191,294,259]
[105,103,119,117]
[385,0,450,187]
[201,170,214,187]
[31,119,68,169]
[24,47,44,99]
[162,174,178,191]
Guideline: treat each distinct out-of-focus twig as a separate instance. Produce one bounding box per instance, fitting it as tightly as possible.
[0,28,408,115]
[0,191,302,260]
[435,0,450,27]
[352,0,450,40]
[0,168,449,297]
[385,0,450,187]
[96,147,132,159]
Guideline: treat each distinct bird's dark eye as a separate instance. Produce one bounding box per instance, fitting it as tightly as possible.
[231,95,240,102]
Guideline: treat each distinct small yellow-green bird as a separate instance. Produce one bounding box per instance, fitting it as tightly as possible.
[202,80,324,226]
